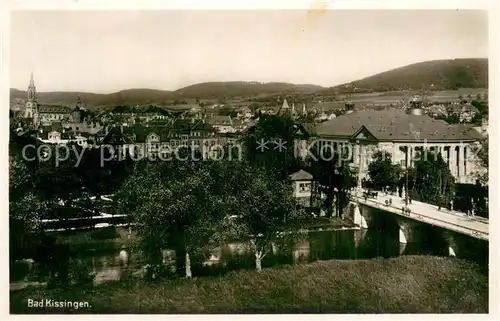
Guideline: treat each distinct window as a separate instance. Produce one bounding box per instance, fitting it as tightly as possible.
[299,183,311,193]
[400,159,406,167]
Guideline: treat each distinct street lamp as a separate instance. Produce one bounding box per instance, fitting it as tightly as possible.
[405,146,409,206]
[357,139,362,200]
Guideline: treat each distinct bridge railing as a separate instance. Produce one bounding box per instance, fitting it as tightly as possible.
[349,190,488,241]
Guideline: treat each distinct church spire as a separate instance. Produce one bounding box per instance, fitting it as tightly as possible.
[27,72,36,102]
[282,98,290,110]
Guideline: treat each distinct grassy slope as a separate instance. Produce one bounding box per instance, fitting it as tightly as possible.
[10,256,488,313]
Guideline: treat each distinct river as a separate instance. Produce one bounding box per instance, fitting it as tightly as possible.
[13,224,487,291]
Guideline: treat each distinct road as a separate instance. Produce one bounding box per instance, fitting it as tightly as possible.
[352,190,488,241]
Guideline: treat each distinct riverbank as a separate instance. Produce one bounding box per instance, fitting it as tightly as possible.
[10,255,488,313]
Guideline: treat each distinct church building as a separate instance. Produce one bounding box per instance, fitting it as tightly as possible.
[22,73,81,127]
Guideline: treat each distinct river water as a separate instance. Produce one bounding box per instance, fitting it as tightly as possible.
[13,224,487,290]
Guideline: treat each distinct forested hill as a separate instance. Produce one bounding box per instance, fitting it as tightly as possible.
[323,58,488,94]
[10,58,488,108]
[173,82,324,99]
[10,82,324,109]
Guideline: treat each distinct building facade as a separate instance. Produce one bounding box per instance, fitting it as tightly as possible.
[312,109,485,184]
[289,170,313,207]
[100,120,238,160]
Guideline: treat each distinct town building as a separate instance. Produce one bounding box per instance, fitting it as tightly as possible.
[289,169,313,207]
[207,115,245,133]
[38,105,74,123]
[38,122,90,147]
[100,119,234,160]
[425,104,448,118]
[312,107,485,184]
[457,103,479,123]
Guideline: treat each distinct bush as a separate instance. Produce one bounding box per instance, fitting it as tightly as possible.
[89,226,118,240]
[10,261,31,282]
[69,257,95,287]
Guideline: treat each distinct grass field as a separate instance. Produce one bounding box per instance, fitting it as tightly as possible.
[348,89,487,104]
[10,255,488,314]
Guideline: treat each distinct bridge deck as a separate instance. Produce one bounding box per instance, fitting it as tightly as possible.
[353,190,488,241]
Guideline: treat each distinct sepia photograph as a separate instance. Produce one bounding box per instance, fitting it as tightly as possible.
[8,8,489,314]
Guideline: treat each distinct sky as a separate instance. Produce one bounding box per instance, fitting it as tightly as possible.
[10,10,488,93]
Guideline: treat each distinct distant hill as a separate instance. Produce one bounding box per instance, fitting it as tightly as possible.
[10,82,324,109]
[322,58,488,94]
[11,59,487,109]
[9,88,176,110]
[174,81,324,99]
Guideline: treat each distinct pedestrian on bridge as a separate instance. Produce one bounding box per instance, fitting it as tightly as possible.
[470,198,476,219]
[437,195,444,211]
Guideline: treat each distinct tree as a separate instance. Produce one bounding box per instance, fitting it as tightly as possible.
[117,154,230,278]
[367,151,402,191]
[248,103,260,113]
[308,145,357,217]
[218,106,237,117]
[475,138,488,186]
[9,153,44,261]
[436,113,460,124]
[235,168,307,272]
[471,100,488,117]
[243,114,305,179]
[8,130,56,262]
[407,150,455,207]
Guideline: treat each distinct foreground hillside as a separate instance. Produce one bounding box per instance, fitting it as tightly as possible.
[325,58,488,93]
[11,256,487,313]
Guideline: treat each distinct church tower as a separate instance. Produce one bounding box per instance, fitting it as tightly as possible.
[279,98,290,115]
[24,72,38,123]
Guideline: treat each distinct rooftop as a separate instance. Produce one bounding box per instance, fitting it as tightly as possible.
[38,105,72,114]
[289,169,313,181]
[315,110,483,142]
[207,115,233,125]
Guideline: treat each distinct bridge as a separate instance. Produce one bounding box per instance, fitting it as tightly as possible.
[348,189,488,257]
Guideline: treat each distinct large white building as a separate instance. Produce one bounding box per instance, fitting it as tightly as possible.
[312,108,485,184]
